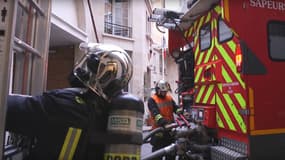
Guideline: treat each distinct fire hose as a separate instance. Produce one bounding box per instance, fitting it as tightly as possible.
[142,115,211,160]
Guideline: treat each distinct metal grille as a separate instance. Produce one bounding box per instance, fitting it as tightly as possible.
[220,138,247,155]
[211,146,247,160]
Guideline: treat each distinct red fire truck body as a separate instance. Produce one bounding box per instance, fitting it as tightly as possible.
[168,0,285,159]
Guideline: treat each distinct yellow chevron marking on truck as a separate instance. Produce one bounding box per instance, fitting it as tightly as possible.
[216,94,236,131]
[197,52,205,65]
[235,93,246,109]
[202,85,214,103]
[216,43,245,89]
[196,85,206,103]
[205,12,212,23]
[222,65,232,82]
[227,41,236,53]
[223,94,247,133]
[215,5,222,14]
[198,16,206,30]
[195,67,203,83]
[217,113,225,128]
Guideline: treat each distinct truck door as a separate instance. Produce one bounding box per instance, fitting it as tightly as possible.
[214,17,248,135]
[246,21,285,133]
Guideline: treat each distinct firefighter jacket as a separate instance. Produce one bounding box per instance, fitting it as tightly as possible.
[147,94,180,129]
[5,88,109,160]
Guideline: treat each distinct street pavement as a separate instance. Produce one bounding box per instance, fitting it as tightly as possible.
[141,126,152,158]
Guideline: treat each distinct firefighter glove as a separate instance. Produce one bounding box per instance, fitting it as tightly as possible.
[155,114,168,127]
[176,108,184,115]
[157,118,168,127]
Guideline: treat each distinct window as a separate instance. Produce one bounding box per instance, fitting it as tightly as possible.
[268,21,285,60]
[104,0,132,38]
[200,23,211,51]
[5,0,51,152]
[11,0,50,94]
[218,17,233,43]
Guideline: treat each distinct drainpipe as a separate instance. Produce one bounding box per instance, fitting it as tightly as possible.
[87,0,99,43]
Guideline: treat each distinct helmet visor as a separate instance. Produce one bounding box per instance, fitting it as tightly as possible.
[73,54,101,94]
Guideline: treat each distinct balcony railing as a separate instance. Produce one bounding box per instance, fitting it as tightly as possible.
[104,21,132,38]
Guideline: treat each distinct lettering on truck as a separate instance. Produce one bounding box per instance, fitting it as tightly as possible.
[249,0,285,11]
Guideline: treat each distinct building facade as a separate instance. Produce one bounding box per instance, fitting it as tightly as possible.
[0,0,187,155]
[49,0,153,101]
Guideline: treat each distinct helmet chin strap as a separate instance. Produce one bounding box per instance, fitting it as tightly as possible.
[88,84,110,102]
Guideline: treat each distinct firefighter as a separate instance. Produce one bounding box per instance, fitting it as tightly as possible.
[147,80,183,160]
[5,43,133,160]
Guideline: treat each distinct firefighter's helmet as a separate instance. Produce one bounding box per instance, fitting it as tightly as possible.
[155,80,171,92]
[73,43,133,100]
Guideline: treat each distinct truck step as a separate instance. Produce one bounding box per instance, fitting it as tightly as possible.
[211,146,247,160]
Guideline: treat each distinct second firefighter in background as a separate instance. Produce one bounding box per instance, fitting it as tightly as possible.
[147,80,183,160]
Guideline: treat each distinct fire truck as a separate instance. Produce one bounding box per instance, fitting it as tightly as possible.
[159,0,285,159]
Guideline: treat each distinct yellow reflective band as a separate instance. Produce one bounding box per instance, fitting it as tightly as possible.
[187,27,193,37]
[202,85,214,103]
[176,108,183,113]
[216,94,236,131]
[155,114,163,122]
[224,94,247,133]
[212,72,216,81]
[104,153,140,160]
[216,44,245,89]
[205,12,211,23]
[213,17,217,30]
[198,16,205,30]
[75,96,85,104]
[214,5,222,14]
[58,127,82,160]
[217,113,225,128]
[195,86,206,103]
[222,65,232,82]
[210,95,215,104]
[234,93,246,109]
[212,56,218,82]
[197,52,205,65]
[194,36,200,62]
[227,41,236,53]
[195,67,203,83]
[193,19,199,30]
[203,43,214,64]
